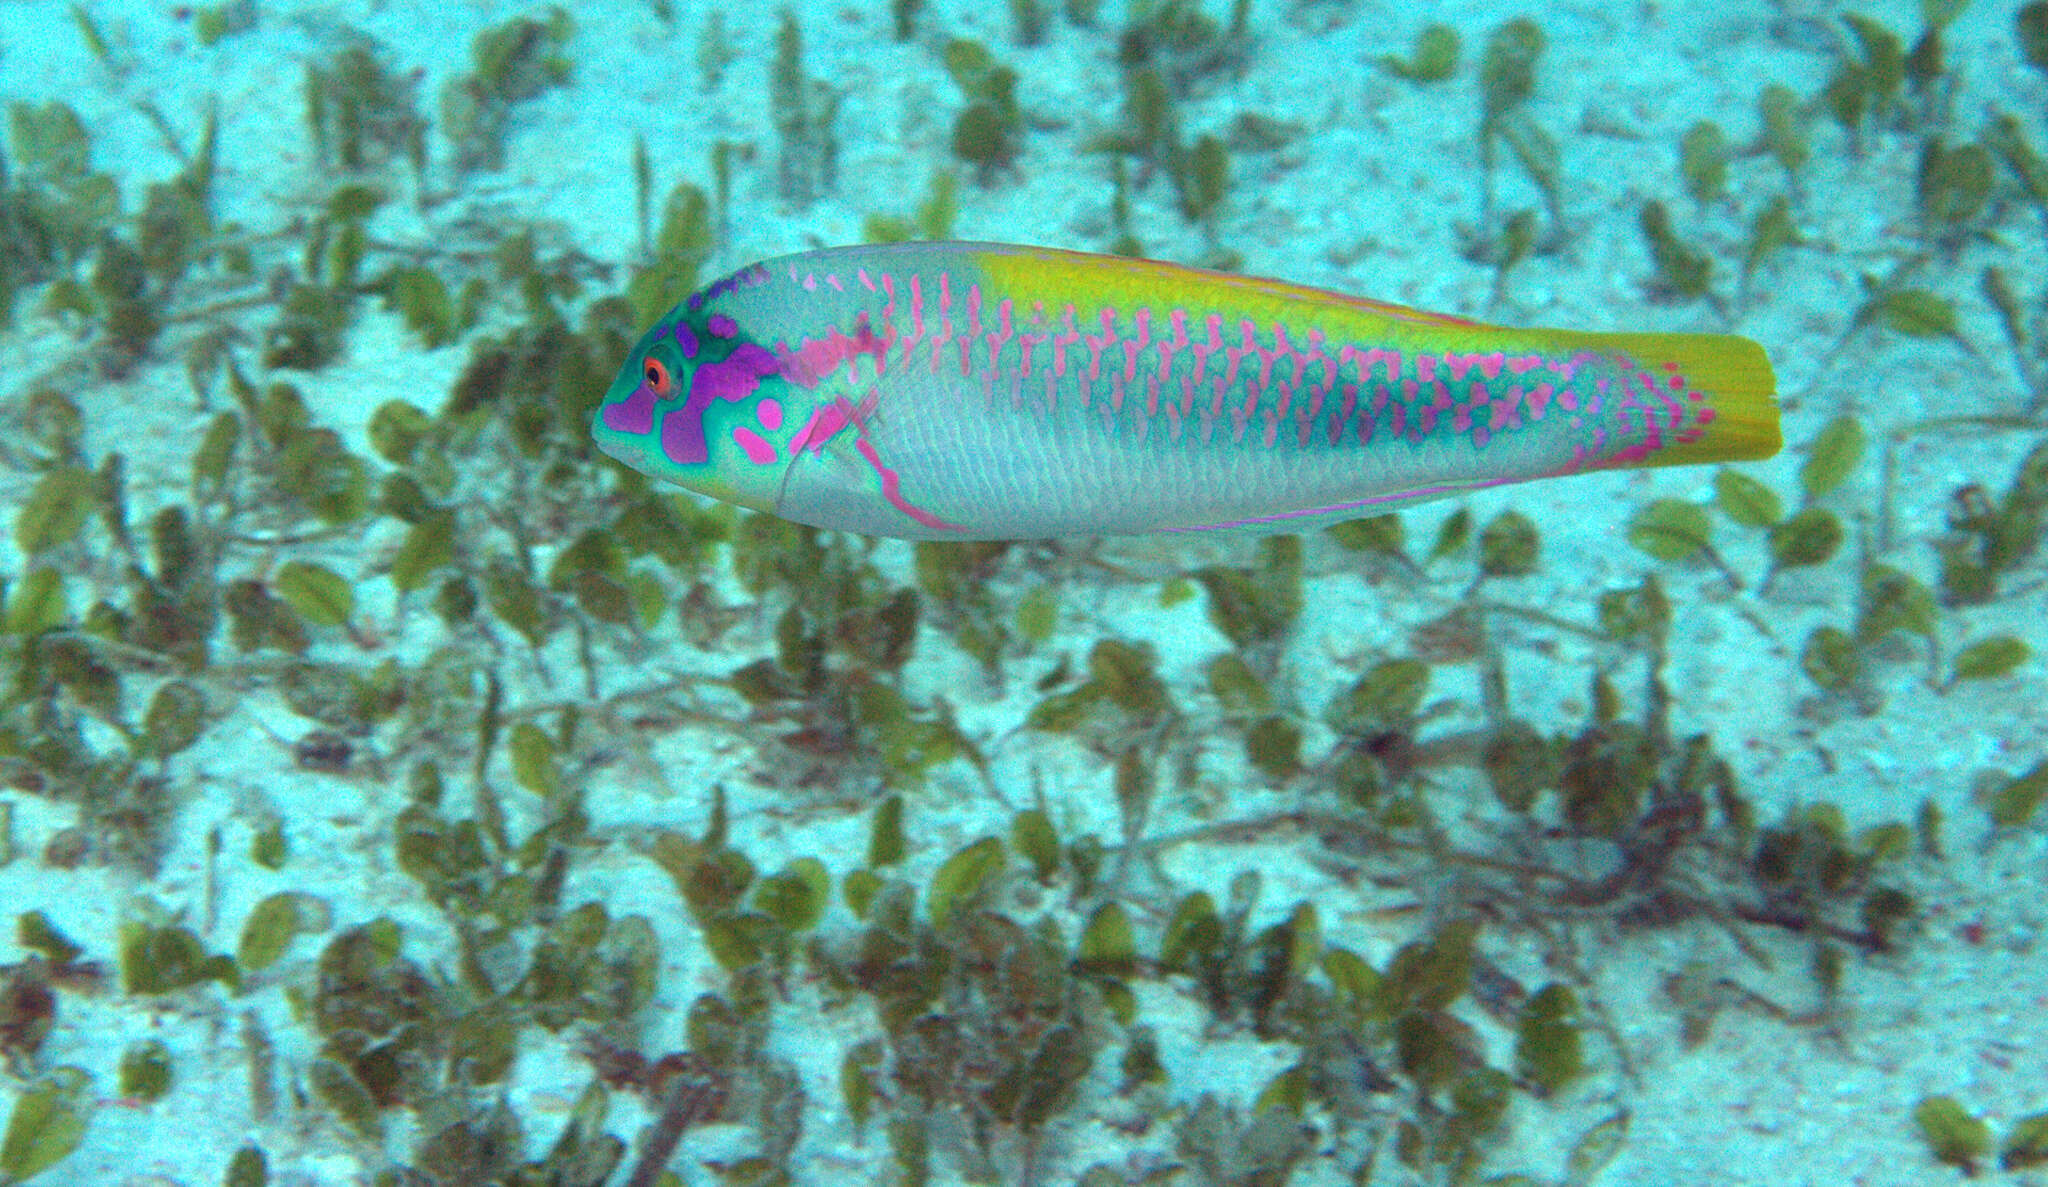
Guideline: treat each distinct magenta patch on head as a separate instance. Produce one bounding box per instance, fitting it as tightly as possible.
[758,398,783,431]
[673,321,700,358]
[601,386,657,435]
[660,342,780,466]
[707,314,739,338]
[732,426,779,466]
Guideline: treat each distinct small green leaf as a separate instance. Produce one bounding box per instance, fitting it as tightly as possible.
[2003,1111,2048,1170]
[1322,948,1384,1018]
[1244,716,1302,780]
[1740,194,1800,291]
[1075,902,1137,975]
[1921,0,1967,30]
[1914,1095,1991,1172]
[1193,538,1302,650]
[1514,983,1584,1096]
[842,868,881,918]
[1862,288,1958,340]
[1011,807,1059,880]
[308,1057,381,1139]
[14,465,96,555]
[1477,17,1544,125]
[754,857,829,932]
[483,556,548,647]
[1768,507,1843,570]
[1014,584,1057,642]
[120,922,240,994]
[1800,625,1861,694]
[3,567,68,635]
[1325,513,1404,556]
[867,794,906,867]
[17,912,83,966]
[927,836,1004,923]
[2019,3,2048,75]
[386,266,457,347]
[250,819,288,870]
[1713,469,1783,527]
[1951,635,2029,682]
[274,561,353,628]
[1679,120,1728,203]
[507,720,559,798]
[1088,638,1170,716]
[1917,139,1992,230]
[1627,499,1711,561]
[1758,84,1809,174]
[1173,133,1229,223]
[137,680,206,760]
[117,1039,173,1102]
[1381,23,1458,82]
[1158,891,1221,971]
[366,400,432,464]
[1327,658,1429,735]
[1855,563,1935,643]
[1207,653,1271,717]
[1565,1111,1630,1184]
[1799,417,1864,500]
[8,102,91,177]
[1981,760,2048,827]
[1477,509,1538,577]
[192,411,241,491]
[1639,200,1712,299]
[225,1144,268,1187]
[1429,506,1471,561]
[0,1068,91,1182]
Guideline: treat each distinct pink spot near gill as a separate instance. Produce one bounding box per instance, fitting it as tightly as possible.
[790,400,853,454]
[758,398,783,431]
[733,426,779,466]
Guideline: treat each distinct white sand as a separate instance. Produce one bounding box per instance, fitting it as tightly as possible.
[1,0,2043,1183]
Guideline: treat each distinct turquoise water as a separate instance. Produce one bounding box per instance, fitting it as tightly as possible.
[0,1,2043,1183]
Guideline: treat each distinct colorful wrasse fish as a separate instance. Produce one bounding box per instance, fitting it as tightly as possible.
[592,242,1778,540]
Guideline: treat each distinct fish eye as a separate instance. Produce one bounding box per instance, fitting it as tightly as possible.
[642,356,674,397]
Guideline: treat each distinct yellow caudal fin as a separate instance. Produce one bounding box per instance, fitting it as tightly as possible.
[1580,330,1780,469]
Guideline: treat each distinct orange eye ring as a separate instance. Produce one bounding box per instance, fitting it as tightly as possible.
[642,357,673,396]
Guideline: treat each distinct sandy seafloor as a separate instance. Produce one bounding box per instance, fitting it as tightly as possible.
[1,0,2046,1183]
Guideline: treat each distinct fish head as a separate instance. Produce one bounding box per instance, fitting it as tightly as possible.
[590,293,805,517]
